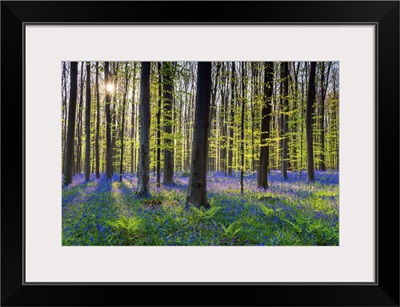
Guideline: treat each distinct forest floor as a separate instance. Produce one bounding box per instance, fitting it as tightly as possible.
[62,171,339,246]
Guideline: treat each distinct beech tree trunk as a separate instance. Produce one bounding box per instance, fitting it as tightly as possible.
[300,62,307,180]
[186,62,211,208]
[251,62,256,172]
[95,62,100,178]
[62,62,68,174]
[281,62,289,179]
[257,62,274,189]
[240,62,245,195]
[111,63,119,174]
[208,62,220,172]
[227,62,235,176]
[306,62,317,182]
[156,62,162,187]
[119,62,129,182]
[162,62,174,185]
[105,62,113,179]
[137,62,151,197]
[63,62,78,185]
[85,62,91,181]
[76,62,84,174]
[130,64,136,174]
[319,62,332,171]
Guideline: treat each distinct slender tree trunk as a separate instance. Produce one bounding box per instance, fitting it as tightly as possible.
[281,62,289,179]
[62,62,68,174]
[135,101,139,174]
[208,62,220,172]
[130,64,137,174]
[300,62,308,180]
[332,66,339,170]
[111,63,119,174]
[228,62,235,176]
[240,62,245,195]
[85,62,91,181]
[119,63,129,182]
[257,62,274,189]
[219,72,227,174]
[292,62,300,172]
[95,62,100,178]
[105,62,113,179]
[277,64,283,171]
[156,62,162,187]
[185,88,193,171]
[76,62,84,174]
[319,62,332,171]
[90,108,96,174]
[64,62,78,185]
[251,62,256,172]
[137,62,151,197]
[306,62,317,182]
[162,62,175,185]
[186,62,212,208]
[319,62,325,171]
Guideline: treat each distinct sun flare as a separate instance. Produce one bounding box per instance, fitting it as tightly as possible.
[106,83,114,92]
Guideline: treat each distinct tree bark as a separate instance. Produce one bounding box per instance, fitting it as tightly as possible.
[281,62,289,179]
[306,62,317,182]
[85,62,91,181]
[227,62,235,176]
[186,62,212,208]
[76,62,84,174]
[219,65,228,173]
[63,62,78,185]
[291,62,300,172]
[162,62,175,185]
[257,62,274,189]
[251,62,256,172]
[156,62,162,186]
[319,61,332,171]
[130,64,137,174]
[240,62,245,195]
[208,62,220,172]
[62,62,68,175]
[137,62,151,197]
[105,62,113,179]
[91,109,96,174]
[111,63,119,174]
[95,62,100,178]
[119,62,129,182]
[299,62,308,179]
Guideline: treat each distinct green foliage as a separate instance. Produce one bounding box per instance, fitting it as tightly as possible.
[281,218,302,233]
[63,171,339,246]
[260,205,283,218]
[106,215,143,242]
[260,206,274,217]
[221,220,242,239]
[155,214,169,225]
[190,206,220,223]
[106,215,142,232]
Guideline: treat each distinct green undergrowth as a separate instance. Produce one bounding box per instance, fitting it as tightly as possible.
[62,175,339,246]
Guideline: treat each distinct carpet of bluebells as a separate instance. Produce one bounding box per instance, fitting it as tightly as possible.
[62,171,339,246]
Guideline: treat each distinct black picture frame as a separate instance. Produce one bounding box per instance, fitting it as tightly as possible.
[1,1,399,306]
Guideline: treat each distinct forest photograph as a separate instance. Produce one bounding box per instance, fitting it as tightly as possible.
[62,61,339,246]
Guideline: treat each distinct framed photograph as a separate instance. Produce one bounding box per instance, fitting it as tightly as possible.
[2,1,398,306]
